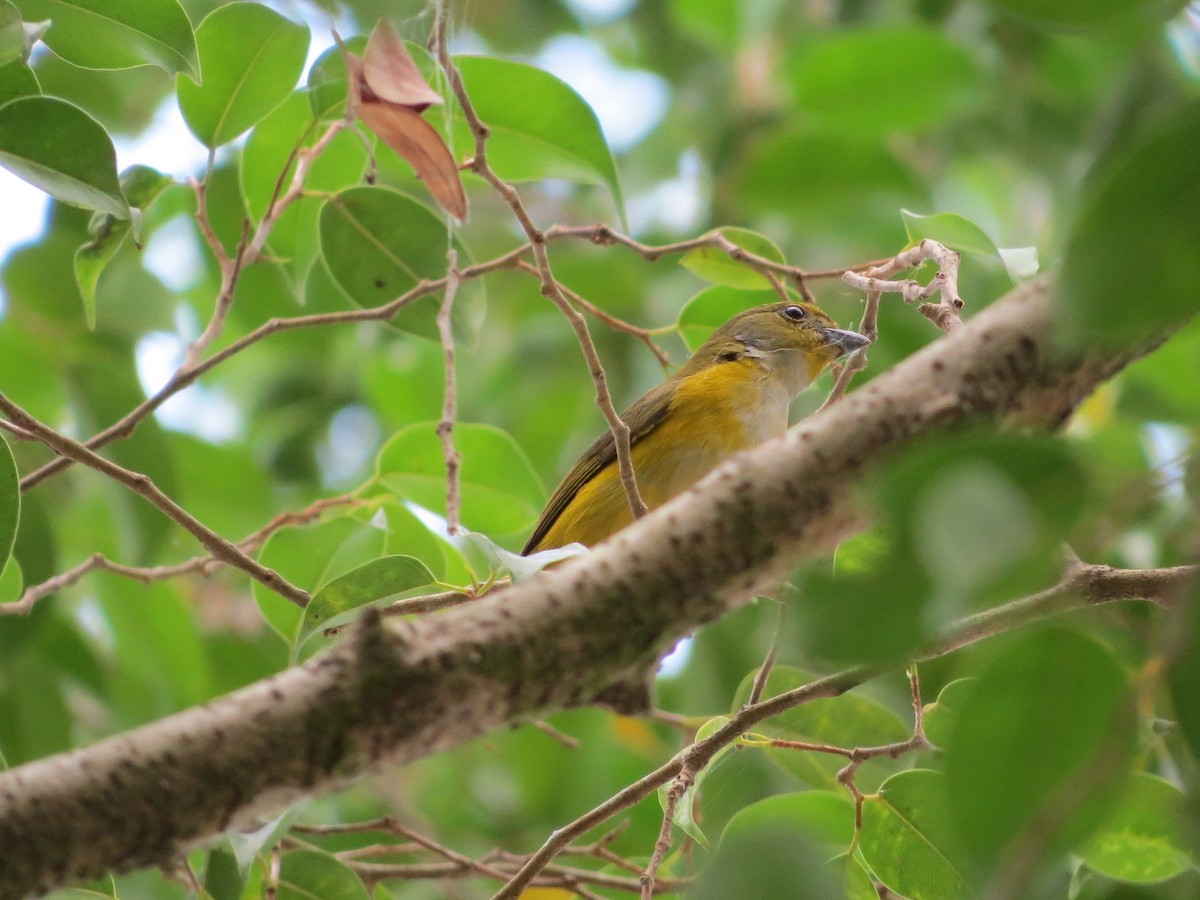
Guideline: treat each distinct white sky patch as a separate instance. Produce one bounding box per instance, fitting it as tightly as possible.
[1142,422,1191,501]
[135,330,241,442]
[535,34,668,152]
[657,635,693,678]
[0,171,50,279]
[143,214,206,293]
[318,404,380,487]
[562,0,639,23]
[628,149,707,235]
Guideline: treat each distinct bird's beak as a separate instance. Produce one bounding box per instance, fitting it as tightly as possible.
[821,328,872,357]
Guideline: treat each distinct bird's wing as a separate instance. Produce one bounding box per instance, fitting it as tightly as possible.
[522,380,675,554]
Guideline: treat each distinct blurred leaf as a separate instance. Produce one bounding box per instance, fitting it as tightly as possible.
[254,513,389,644]
[787,27,981,137]
[659,715,733,847]
[0,1,23,66]
[276,848,369,900]
[0,96,128,217]
[13,0,198,77]
[733,667,910,789]
[455,55,625,224]
[375,422,544,541]
[1076,773,1192,884]
[676,286,777,352]
[177,4,309,148]
[901,210,1001,259]
[0,555,20,603]
[0,433,17,579]
[680,227,786,290]
[307,35,366,121]
[1166,576,1200,761]
[692,817,840,900]
[203,846,244,900]
[722,789,855,849]
[922,677,975,749]
[860,769,975,899]
[297,554,434,651]
[944,628,1136,871]
[1058,104,1200,347]
[75,164,172,328]
[0,60,39,104]
[229,803,308,876]
[317,185,484,342]
[984,0,1180,30]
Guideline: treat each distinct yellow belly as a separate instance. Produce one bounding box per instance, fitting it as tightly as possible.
[533,359,790,551]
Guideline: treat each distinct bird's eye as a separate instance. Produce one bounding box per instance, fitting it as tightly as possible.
[781,305,807,321]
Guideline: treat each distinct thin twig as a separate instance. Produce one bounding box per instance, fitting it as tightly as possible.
[841,239,965,333]
[489,559,1194,899]
[432,4,648,522]
[747,599,784,706]
[438,250,463,533]
[817,289,880,412]
[640,760,694,899]
[0,392,310,609]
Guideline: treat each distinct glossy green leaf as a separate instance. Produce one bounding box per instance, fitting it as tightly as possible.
[922,678,975,749]
[75,165,171,327]
[0,60,39,104]
[1058,105,1200,347]
[860,769,975,899]
[254,513,389,644]
[177,4,309,148]
[722,790,856,850]
[1076,773,1193,884]
[0,434,17,581]
[276,849,369,900]
[0,555,21,604]
[375,422,545,540]
[787,27,981,137]
[455,55,625,222]
[901,210,1002,259]
[680,227,787,290]
[297,554,434,651]
[0,96,128,217]
[14,0,198,77]
[944,628,1136,870]
[317,185,485,342]
[676,286,778,353]
[733,667,910,790]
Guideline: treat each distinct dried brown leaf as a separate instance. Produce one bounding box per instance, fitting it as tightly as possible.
[358,100,467,221]
[362,18,443,110]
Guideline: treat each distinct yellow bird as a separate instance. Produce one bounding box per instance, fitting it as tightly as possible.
[523,300,870,554]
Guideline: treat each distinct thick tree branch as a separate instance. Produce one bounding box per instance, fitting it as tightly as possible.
[0,279,1187,898]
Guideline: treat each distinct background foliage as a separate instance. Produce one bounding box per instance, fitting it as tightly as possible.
[1,0,1199,897]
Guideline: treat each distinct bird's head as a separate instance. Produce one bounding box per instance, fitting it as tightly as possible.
[682,301,871,394]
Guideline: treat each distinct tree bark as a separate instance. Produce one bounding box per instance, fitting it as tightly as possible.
[0,279,1179,897]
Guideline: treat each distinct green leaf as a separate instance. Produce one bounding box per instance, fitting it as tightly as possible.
[455,55,625,223]
[375,422,544,540]
[177,3,309,148]
[0,1,23,66]
[13,0,198,77]
[984,0,1178,30]
[787,27,981,137]
[676,286,778,353]
[276,849,369,900]
[0,434,17,581]
[1076,773,1193,885]
[317,185,485,342]
[900,210,1002,260]
[860,769,976,899]
[0,60,39,105]
[1167,575,1200,769]
[1058,104,1200,347]
[203,846,245,900]
[0,96,128,217]
[680,227,787,290]
[306,37,365,122]
[75,164,172,328]
[922,678,975,749]
[254,513,389,644]
[297,554,434,651]
[659,715,734,847]
[0,555,21,604]
[944,628,1136,871]
[229,803,309,876]
[722,790,856,850]
[732,667,910,790]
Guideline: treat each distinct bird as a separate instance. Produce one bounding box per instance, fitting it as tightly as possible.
[522,300,870,555]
